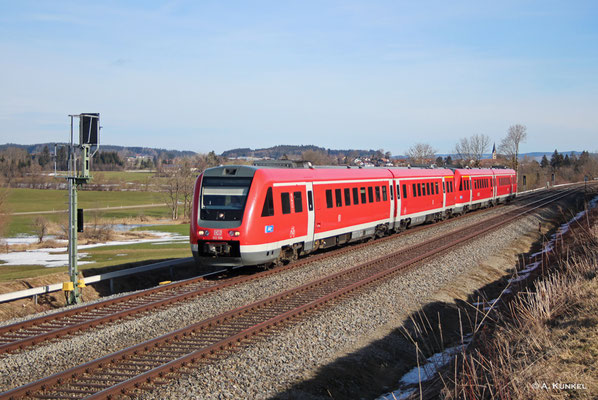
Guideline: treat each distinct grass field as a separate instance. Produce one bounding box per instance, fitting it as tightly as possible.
[3,188,172,236]
[0,224,190,282]
[93,170,155,182]
[6,188,166,213]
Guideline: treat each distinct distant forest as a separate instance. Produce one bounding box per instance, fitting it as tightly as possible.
[221,145,388,159]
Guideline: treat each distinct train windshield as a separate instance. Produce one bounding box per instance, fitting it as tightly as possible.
[200,177,252,221]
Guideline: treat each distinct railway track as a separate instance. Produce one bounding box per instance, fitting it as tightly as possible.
[0,188,577,399]
[0,188,571,356]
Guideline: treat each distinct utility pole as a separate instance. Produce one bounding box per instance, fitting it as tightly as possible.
[60,113,100,305]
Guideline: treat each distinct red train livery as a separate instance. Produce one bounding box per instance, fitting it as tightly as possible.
[190,163,516,267]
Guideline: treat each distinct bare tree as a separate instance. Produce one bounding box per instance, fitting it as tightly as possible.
[163,159,196,220]
[499,124,527,175]
[32,216,48,243]
[301,149,333,165]
[406,143,437,165]
[454,134,491,167]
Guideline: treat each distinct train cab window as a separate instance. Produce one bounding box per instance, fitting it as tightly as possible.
[360,187,367,203]
[261,187,275,217]
[382,185,388,201]
[344,188,351,206]
[353,187,359,205]
[412,183,417,197]
[368,187,374,203]
[326,189,333,208]
[375,186,381,202]
[293,191,303,213]
[435,182,439,194]
[281,192,291,214]
[402,184,407,198]
[307,190,314,211]
[335,188,342,207]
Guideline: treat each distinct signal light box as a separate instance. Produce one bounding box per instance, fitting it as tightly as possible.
[79,113,99,145]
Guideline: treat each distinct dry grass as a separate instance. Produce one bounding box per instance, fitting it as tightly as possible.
[438,209,598,399]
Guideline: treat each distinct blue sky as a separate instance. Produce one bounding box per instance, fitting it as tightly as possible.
[1,1,597,155]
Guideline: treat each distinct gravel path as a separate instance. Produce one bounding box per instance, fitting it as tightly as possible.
[0,201,552,394]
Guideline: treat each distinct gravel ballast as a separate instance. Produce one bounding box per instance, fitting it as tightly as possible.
[0,200,564,395]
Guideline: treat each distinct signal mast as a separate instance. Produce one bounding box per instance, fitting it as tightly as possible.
[55,113,100,305]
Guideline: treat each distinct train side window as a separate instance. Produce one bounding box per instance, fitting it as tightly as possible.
[459,181,462,191]
[375,186,381,202]
[435,182,439,194]
[382,185,388,201]
[360,187,367,203]
[443,181,445,193]
[353,187,359,205]
[326,189,333,208]
[390,184,394,200]
[412,183,417,197]
[426,182,430,196]
[396,184,401,199]
[344,188,351,206]
[402,184,407,198]
[293,191,303,213]
[368,187,374,203]
[281,192,291,214]
[261,187,275,217]
[417,184,422,197]
[308,190,314,211]
[335,188,342,207]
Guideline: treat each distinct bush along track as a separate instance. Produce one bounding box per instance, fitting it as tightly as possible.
[386,195,598,400]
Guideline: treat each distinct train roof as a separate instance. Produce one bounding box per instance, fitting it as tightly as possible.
[201,165,515,183]
[454,168,515,176]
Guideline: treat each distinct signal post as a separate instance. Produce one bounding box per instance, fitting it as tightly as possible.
[61,113,100,305]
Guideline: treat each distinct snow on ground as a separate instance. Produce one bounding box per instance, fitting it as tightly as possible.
[0,232,187,268]
[377,340,471,400]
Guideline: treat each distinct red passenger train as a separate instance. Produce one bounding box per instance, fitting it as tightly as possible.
[190,162,516,267]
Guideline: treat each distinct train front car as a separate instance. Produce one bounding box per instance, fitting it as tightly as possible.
[190,165,314,267]
[190,165,258,267]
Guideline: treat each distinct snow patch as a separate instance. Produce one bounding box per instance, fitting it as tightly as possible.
[377,340,471,400]
[0,232,186,268]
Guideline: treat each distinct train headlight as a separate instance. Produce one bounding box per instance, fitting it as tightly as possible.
[228,230,240,237]
[198,230,210,236]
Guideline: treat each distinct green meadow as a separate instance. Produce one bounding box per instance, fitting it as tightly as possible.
[1,186,191,281]
[0,224,191,282]
[4,188,171,236]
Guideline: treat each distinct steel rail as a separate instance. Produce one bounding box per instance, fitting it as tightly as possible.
[0,189,575,400]
[0,187,572,355]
